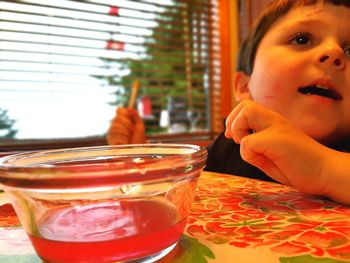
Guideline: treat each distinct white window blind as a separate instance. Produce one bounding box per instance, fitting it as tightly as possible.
[0,0,222,144]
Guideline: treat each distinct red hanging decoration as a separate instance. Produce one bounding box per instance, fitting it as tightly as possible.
[106,40,125,50]
[109,6,119,16]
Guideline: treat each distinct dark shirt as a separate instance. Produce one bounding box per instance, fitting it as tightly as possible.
[205,132,350,182]
[204,132,277,183]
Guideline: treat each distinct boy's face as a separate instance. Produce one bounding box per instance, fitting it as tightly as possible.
[238,3,350,144]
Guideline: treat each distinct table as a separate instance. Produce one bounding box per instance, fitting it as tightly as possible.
[1,171,350,263]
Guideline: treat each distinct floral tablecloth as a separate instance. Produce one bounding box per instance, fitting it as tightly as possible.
[1,172,350,262]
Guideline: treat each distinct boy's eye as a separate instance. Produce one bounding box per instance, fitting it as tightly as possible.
[344,46,350,57]
[290,33,312,45]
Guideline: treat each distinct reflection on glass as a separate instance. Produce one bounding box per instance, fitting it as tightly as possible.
[187,109,201,132]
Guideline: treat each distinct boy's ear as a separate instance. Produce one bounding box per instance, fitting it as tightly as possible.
[233,71,252,101]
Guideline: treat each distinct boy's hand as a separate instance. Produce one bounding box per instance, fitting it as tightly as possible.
[224,100,331,197]
[107,107,146,145]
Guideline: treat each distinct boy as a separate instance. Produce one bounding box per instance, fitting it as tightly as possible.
[210,0,350,204]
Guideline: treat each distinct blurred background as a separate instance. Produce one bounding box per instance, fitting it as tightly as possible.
[0,0,271,150]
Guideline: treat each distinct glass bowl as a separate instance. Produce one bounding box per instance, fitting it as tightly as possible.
[0,144,207,263]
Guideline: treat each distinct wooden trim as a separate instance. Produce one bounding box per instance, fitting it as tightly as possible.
[218,0,239,119]
[0,132,216,153]
[229,0,240,106]
[219,0,231,119]
[0,136,107,151]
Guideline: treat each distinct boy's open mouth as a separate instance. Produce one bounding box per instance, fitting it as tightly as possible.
[298,85,342,101]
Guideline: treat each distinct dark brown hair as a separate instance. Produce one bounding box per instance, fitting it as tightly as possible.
[237,0,350,74]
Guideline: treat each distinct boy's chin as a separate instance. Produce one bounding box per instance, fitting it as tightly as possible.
[311,132,349,149]
[325,136,350,151]
[294,119,340,143]
[302,128,336,144]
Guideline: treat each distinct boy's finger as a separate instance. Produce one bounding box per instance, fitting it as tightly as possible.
[224,100,248,138]
[229,109,252,144]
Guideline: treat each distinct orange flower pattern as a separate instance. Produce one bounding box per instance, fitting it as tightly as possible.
[187,173,350,261]
[0,203,20,227]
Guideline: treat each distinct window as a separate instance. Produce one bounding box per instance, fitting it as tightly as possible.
[0,0,224,150]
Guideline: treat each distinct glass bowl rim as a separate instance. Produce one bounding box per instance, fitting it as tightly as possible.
[0,143,207,189]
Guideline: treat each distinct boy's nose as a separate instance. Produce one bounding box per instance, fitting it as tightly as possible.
[316,44,345,71]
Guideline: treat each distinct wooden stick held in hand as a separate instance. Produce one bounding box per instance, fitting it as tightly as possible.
[128,80,139,108]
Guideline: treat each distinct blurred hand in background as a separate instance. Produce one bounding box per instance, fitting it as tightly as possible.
[107,107,146,145]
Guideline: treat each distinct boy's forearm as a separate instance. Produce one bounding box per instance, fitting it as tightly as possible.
[324,150,350,205]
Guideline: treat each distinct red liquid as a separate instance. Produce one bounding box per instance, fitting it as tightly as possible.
[28,200,185,263]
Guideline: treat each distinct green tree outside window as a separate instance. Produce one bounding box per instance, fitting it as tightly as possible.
[0,109,17,139]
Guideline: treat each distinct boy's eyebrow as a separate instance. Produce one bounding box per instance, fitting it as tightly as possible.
[280,19,327,31]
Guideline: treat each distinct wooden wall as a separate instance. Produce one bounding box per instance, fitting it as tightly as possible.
[239,0,273,40]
